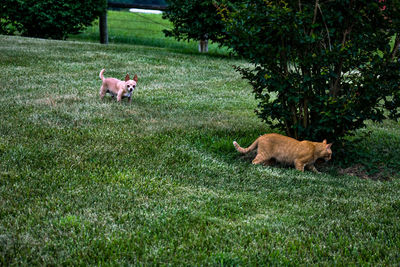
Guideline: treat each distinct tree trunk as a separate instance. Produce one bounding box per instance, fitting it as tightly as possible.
[198,34,209,53]
[99,10,108,45]
[198,39,208,53]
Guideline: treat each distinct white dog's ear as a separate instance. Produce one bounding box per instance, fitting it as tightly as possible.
[124,74,130,81]
[133,74,138,82]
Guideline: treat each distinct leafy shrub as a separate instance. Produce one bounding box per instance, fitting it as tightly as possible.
[220,0,400,142]
[1,0,106,39]
[162,0,226,44]
[108,0,167,5]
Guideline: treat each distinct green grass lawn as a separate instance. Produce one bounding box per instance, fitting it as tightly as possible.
[1,34,400,265]
[69,10,228,55]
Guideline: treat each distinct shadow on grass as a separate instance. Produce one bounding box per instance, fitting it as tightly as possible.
[332,126,400,180]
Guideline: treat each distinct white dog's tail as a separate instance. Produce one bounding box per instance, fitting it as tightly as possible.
[99,69,105,81]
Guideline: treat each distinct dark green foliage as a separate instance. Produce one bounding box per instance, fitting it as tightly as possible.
[221,0,400,141]
[0,0,106,39]
[108,0,167,5]
[162,0,226,43]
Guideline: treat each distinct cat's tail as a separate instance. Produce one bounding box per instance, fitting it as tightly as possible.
[233,139,258,154]
[99,69,105,81]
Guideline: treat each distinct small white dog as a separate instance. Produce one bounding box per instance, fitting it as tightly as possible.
[99,69,138,102]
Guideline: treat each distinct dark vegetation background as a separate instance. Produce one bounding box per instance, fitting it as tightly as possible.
[109,0,166,5]
[0,0,106,39]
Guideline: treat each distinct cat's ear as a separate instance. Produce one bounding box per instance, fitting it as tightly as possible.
[326,143,332,150]
[322,139,327,144]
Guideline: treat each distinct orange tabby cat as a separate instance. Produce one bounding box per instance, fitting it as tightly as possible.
[233,133,332,172]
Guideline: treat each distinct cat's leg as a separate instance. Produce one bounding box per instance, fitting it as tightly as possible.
[306,164,320,173]
[294,160,305,172]
[252,153,268,165]
[263,160,273,166]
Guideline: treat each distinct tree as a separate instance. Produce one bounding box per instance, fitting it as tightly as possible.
[1,0,106,40]
[163,0,226,52]
[220,0,400,142]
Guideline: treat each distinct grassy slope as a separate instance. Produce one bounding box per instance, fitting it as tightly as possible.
[69,10,228,55]
[1,35,400,265]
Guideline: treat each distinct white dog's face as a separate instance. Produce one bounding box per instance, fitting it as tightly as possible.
[124,74,138,93]
[126,80,136,93]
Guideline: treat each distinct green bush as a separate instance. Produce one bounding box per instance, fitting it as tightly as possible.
[162,0,226,44]
[220,0,400,142]
[1,0,106,39]
[108,0,167,5]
